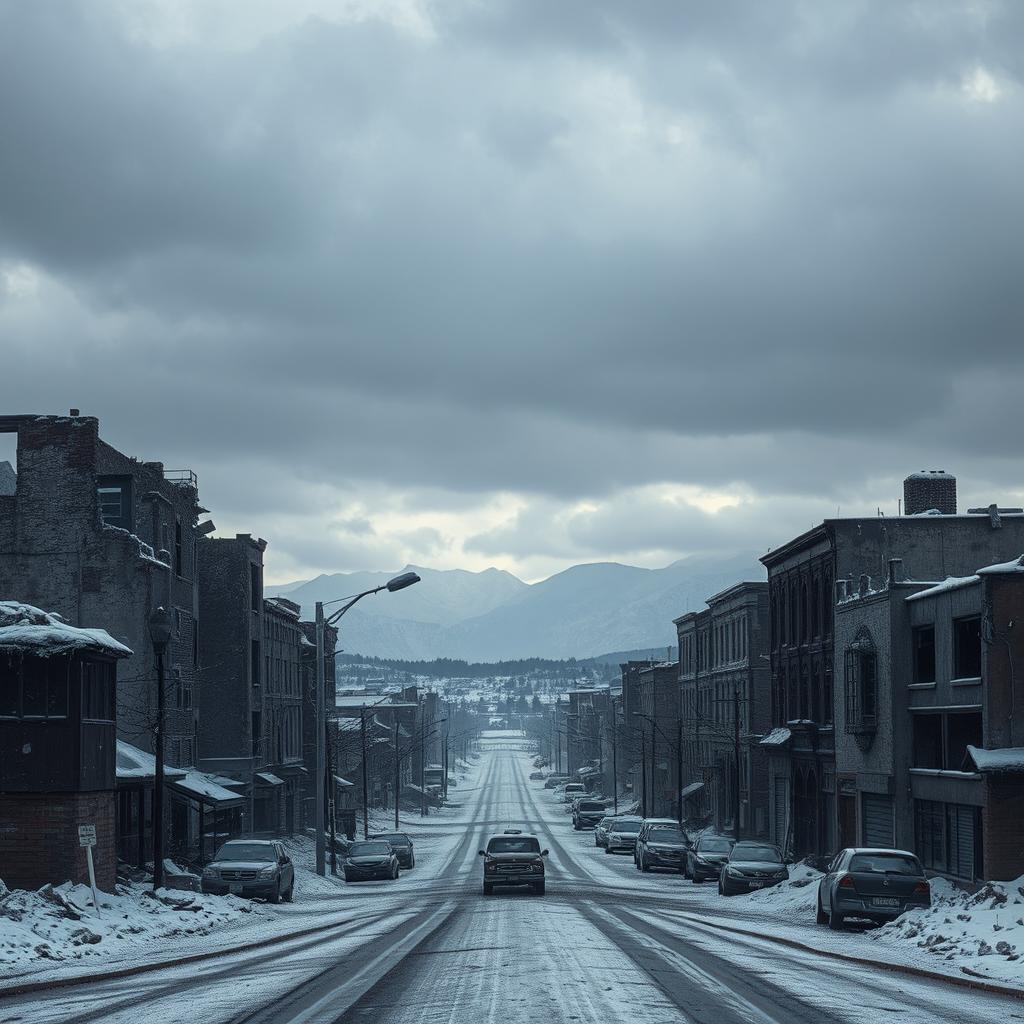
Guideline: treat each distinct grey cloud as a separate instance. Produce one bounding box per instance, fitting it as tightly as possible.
[1,0,1023,577]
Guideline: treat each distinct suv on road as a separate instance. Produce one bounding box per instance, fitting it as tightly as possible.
[479,832,548,895]
[201,838,294,903]
[572,799,609,830]
[635,822,691,873]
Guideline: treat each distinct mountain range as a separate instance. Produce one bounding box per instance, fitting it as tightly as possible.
[265,553,764,661]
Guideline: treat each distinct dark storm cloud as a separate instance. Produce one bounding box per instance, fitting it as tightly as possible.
[1,0,1023,576]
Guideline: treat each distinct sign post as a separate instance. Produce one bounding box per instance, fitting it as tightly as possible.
[78,824,101,918]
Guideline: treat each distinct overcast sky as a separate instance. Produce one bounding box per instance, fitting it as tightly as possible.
[2,1,1022,584]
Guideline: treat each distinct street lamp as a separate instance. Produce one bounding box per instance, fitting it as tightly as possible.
[148,606,172,892]
[314,571,420,875]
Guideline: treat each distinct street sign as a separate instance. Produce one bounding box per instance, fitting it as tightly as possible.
[78,824,97,847]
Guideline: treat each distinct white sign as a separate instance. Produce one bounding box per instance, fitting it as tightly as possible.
[78,824,97,848]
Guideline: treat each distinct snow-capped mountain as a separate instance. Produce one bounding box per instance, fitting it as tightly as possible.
[265,554,763,661]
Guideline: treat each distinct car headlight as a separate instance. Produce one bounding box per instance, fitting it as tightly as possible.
[202,866,218,878]
[725,866,743,878]
[531,861,544,872]
[259,864,278,878]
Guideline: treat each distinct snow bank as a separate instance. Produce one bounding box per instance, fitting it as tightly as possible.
[869,876,1024,985]
[727,862,822,921]
[0,876,266,972]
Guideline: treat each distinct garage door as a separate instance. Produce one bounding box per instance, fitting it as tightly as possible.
[862,793,894,848]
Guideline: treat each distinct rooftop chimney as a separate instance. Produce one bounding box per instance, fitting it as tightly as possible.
[903,470,956,516]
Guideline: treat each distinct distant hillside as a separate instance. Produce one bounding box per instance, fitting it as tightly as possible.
[267,554,762,661]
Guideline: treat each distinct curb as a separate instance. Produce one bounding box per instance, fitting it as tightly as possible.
[664,910,1024,1001]
[0,910,360,1000]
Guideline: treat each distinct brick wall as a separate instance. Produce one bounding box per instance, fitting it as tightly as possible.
[0,790,117,891]
[984,778,1024,881]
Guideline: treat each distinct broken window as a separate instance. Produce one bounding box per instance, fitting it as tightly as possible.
[912,625,936,684]
[912,714,943,769]
[953,616,982,679]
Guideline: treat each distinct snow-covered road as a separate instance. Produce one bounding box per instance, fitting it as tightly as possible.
[2,735,1020,1024]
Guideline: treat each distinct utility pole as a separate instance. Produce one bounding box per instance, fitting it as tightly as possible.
[420,704,426,818]
[733,686,742,840]
[314,602,327,875]
[611,724,618,814]
[639,728,647,819]
[650,720,656,818]
[327,721,337,872]
[360,708,370,839]
[676,717,683,825]
[394,717,400,830]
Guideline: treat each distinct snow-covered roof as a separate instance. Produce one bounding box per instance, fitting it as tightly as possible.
[977,554,1024,576]
[171,770,246,806]
[905,575,981,601]
[759,727,792,747]
[680,781,705,798]
[255,772,284,786]
[965,745,1024,775]
[115,740,186,782]
[0,601,133,658]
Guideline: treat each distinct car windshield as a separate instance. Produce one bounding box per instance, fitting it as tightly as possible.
[648,827,685,841]
[849,853,921,874]
[214,842,275,862]
[487,837,541,854]
[374,834,411,846]
[578,801,605,810]
[731,844,782,863]
[611,821,642,833]
[350,842,393,856]
[698,837,734,852]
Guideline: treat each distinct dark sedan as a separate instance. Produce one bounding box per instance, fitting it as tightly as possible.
[635,823,691,873]
[201,839,294,903]
[686,834,735,881]
[342,840,401,882]
[817,848,930,929]
[370,832,416,869]
[718,841,788,895]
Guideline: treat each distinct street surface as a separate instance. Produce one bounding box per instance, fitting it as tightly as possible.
[1,734,1018,1024]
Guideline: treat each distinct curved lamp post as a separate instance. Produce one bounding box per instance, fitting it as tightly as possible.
[314,571,420,875]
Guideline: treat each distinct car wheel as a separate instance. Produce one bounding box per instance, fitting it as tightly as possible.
[816,889,828,925]
[641,856,650,873]
[604,846,612,854]
[483,883,493,896]
[410,855,415,869]
[718,879,724,896]
[284,883,295,903]
[269,881,281,905]
[533,882,545,896]
[828,908,845,931]
[393,865,399,880]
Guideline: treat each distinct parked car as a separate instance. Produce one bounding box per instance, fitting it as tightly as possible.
[479,832,548,896]
[201,838,294,903]
[816,848,930,930]
[544,775,570,789]
[718,841,788,895]
[604,816,644,854]
[686,834,735,882]
[369,831,415,869]
[632,819,680,868]
[529,771,545,780]
[572,799,609,830]
[594,816,616,847]
[635,822,691,873]
[342,840,401,882]
[562,782,586,805]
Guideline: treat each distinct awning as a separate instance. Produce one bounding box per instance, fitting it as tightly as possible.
[170,770,246,808]
[577,765,601,777]
[116,740,186,785]
[333,775,354,787]
[680,781,704,799]
[759,727,792,748]
[255,772,285,786]
[965,745,1024,775]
